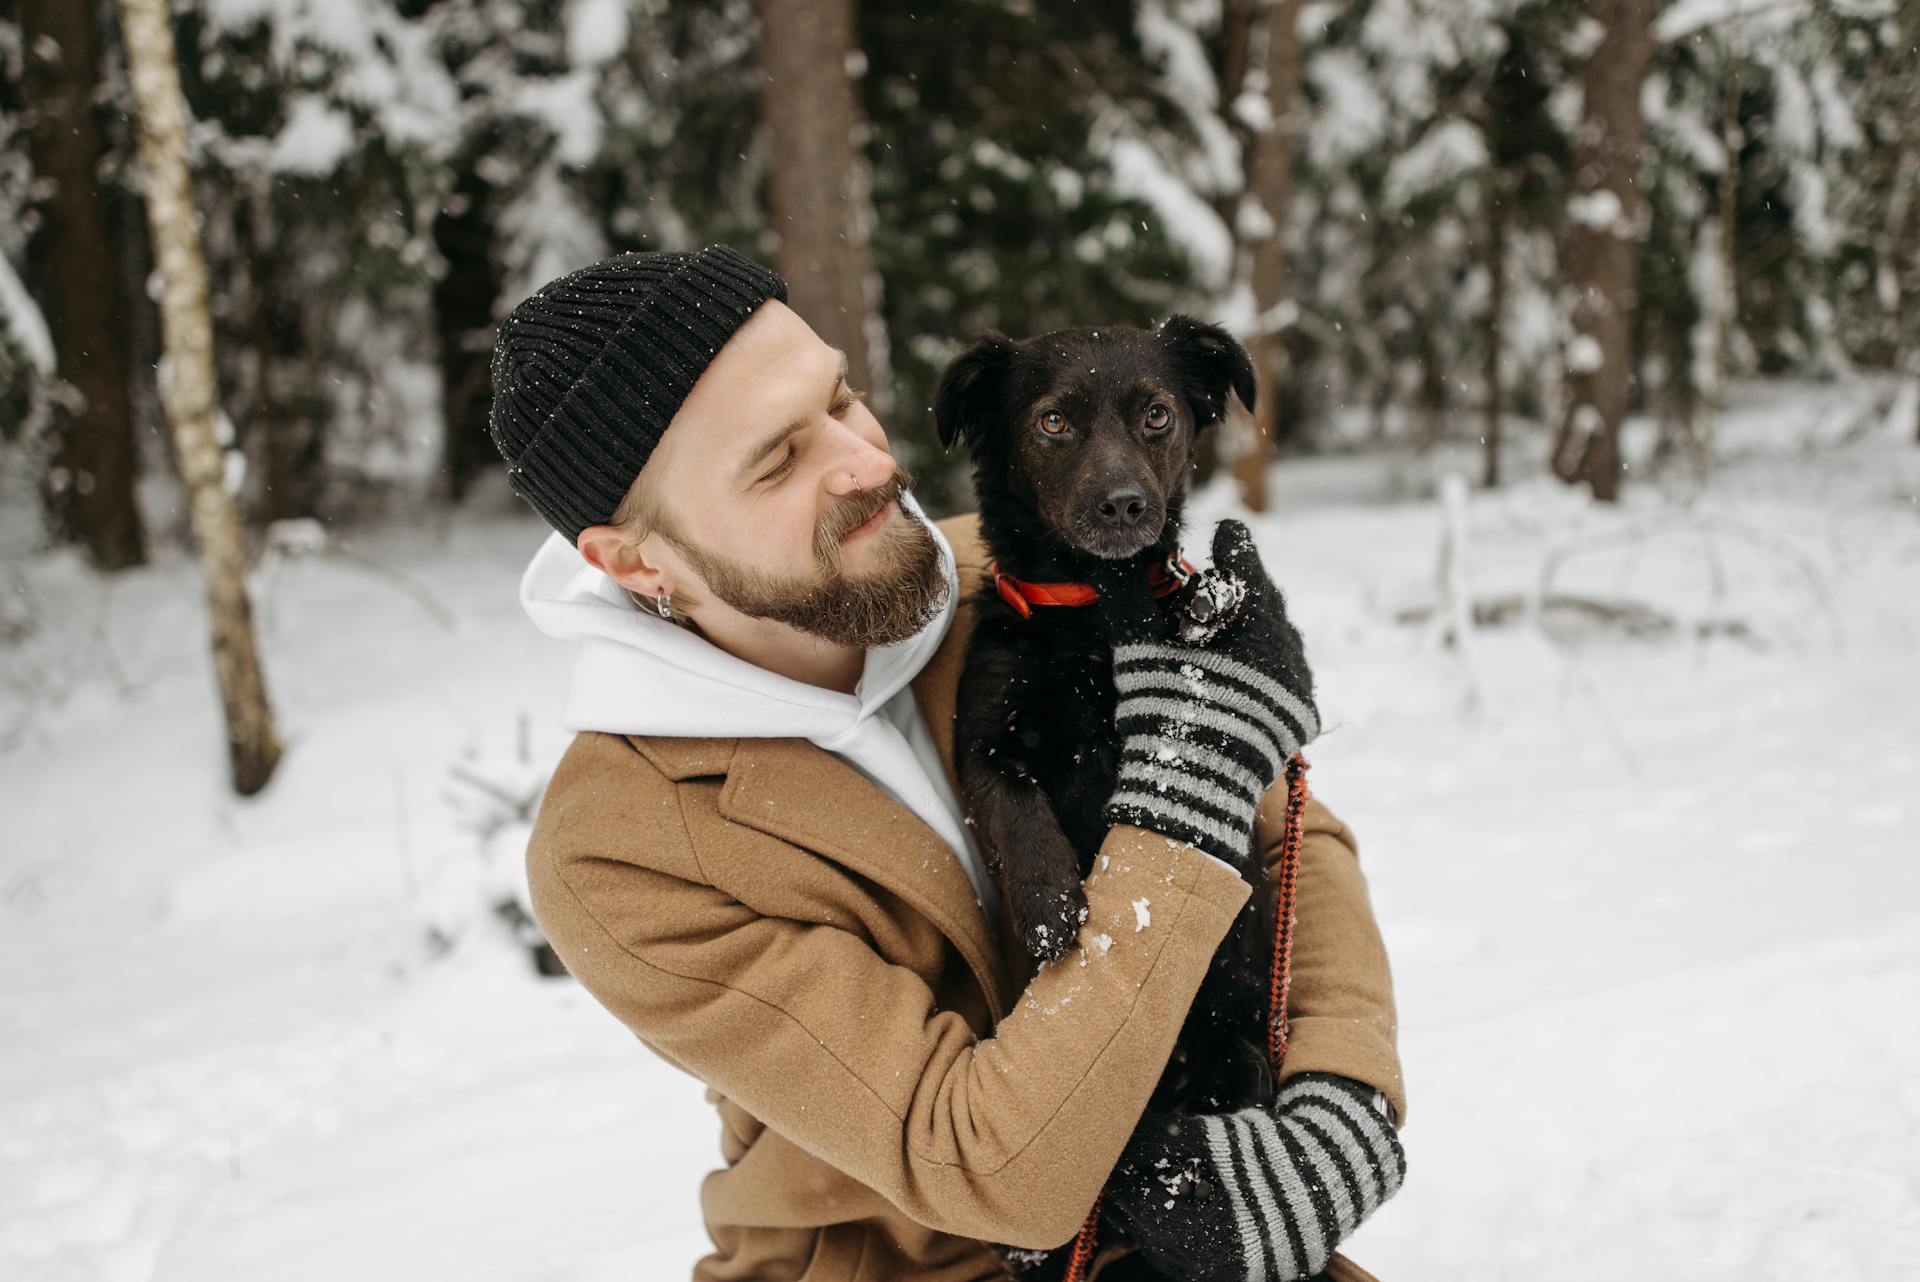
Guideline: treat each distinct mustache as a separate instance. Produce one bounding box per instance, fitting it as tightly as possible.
[815,466,915,556]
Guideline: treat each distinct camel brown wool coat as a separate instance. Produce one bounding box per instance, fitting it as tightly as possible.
[524,514,1404,1282]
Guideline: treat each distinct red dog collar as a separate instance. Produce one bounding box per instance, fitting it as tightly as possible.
[990,553,1195,620]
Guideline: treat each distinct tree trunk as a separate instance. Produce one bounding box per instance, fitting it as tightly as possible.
[1698,49,1742,490]
[1905,178,1920,443]
[1417,328,1445,453]
[21,0,147,570]
[1483,183,1507,489]
[1894,0,1920,444]
[433,145,507,506]
[117,0,281,795]
[1177,0,1256,494]
[1237,0,1305,513]
[1553,0,1655,502]
[1217,0,1256,119]
[758,0,887,411]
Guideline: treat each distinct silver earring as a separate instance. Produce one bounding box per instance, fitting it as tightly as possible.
[655,589,673,620]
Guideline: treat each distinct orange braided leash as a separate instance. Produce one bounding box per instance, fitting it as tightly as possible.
[1061,1196,1105,1281]
[1268,753,1309,1068]
[1061,752,1311,1282]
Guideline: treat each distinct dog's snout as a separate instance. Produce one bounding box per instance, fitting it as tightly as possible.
[1096,488,1148,528]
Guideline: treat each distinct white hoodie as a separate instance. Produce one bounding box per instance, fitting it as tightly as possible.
[517,494,1003,936]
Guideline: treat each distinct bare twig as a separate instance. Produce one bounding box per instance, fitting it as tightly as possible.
[1431,472,1486,714]
[1534,509,1843,650]
[313,545,457,632]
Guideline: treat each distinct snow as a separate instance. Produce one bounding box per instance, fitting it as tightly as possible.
[1383,119,1488,208]
[1808,62,1863,151]
[1101,134,1236,289]
[1769,58,1817,155]
[266,96,354,177]
[565,0,630,68]
[1653,0,1812,46]
[5,379,1919,1279]
[1132,898,1153,932]
[513,73,604,169]
[205,0,460,155]
[1135,1,1243,193]
[1568,189,1625,232]
[1305,49,1390,166]
[497,167,611,307]
[0,248,55,371]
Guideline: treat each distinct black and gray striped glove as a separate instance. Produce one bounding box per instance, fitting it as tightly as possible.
[1094,519,1321,868]
[1105,1073,1406,1282]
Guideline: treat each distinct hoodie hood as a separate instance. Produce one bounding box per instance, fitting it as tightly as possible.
[517,491,960,750]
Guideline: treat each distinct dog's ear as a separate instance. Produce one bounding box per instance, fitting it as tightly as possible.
[1157,314,1256,428]
[933,331,1017,450]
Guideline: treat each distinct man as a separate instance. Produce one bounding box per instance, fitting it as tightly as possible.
[492,245,1406,1281]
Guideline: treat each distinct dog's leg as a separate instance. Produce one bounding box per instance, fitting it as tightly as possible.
[963,762,1089,963]
[1178,850,1280,1111]
[956,635,1092,964]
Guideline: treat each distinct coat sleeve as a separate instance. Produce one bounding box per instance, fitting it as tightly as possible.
[1256,783,1407,1126]
[525,739,1254,1249]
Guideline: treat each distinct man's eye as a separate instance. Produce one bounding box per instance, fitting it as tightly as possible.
[760,450,796,484]
[832,385,867,416]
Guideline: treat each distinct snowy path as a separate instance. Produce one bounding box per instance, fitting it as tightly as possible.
[3,385,1917,1279]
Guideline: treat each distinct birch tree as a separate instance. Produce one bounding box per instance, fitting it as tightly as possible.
[117,0,280,794]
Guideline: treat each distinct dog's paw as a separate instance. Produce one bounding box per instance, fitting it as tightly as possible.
[990,1241,1062,1278]
[1011,877,1090,963]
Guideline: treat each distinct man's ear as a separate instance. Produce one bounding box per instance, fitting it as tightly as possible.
[1157,314,1256,429]
[932,331,1017,451]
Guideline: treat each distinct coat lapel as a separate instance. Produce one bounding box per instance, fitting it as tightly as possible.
[718,736,1008,1022]
[681,514,1032,1026]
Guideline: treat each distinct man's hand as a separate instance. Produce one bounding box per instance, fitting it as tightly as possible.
[1103,1073,1405,1282]
[1091,519,1323,870]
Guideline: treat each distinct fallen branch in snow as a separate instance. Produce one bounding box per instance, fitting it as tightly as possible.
[446,762,540,828]
[0,564,146,753]
[1395,591,1761,647]
[252,519,456,634]
[1810,384,1903,455]
[1533,510,1844,653]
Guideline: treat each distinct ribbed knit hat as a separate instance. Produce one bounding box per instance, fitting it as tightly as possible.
[487,245,790,542]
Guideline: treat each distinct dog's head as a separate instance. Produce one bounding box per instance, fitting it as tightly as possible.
[933,315,1255,561]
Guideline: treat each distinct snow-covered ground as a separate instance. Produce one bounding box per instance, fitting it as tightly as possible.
[3,380,1917,1280]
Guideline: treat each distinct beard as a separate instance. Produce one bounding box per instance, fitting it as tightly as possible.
[661,467,951,648]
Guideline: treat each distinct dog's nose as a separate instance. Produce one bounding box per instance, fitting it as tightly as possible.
[1097,488,1148,527]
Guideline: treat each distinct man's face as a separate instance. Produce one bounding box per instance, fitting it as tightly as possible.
[627,300,948,648]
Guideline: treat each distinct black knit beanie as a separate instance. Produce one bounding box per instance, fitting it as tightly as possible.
[486,245,790,543]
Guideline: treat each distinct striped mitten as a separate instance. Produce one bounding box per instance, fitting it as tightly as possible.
[1100,519,1321,868]
[1105,1074,1406,1282]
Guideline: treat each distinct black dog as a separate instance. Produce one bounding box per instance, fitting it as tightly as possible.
[934,316,1278,1276]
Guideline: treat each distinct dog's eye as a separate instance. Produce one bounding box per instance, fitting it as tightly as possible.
[1145,402,1171,431]
[1039,411,1068,436]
